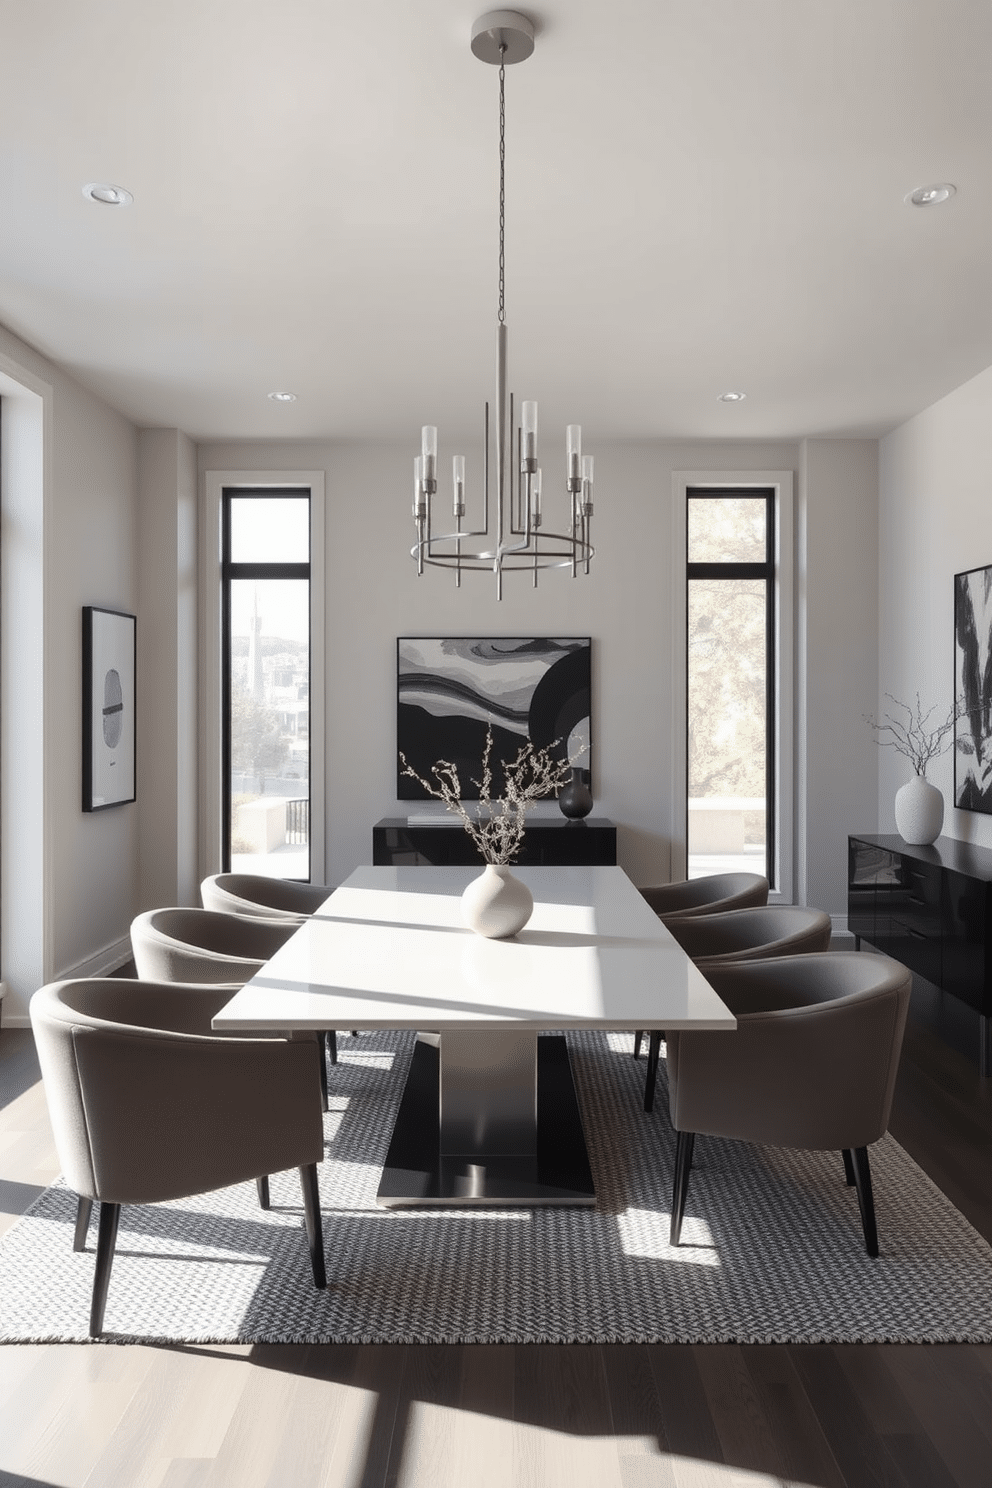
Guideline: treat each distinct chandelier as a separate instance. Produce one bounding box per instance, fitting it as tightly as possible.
[411,10,595,601]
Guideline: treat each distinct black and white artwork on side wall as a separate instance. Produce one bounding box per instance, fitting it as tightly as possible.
[82,606,136,811]
[954,564,992,814]
[397,637,591,800]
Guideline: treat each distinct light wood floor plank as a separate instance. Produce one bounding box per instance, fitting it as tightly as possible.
[513,1345,624,1488]
[691,1345,788,1481]
[738,1346,846,1488]
[0,1343,156,1486]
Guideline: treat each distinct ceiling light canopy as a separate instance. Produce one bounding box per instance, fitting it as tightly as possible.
[410,10,595,601]
[82,182,133,206]
[268,390,297,402]
[718,391,746,403]
[906,183,956,207]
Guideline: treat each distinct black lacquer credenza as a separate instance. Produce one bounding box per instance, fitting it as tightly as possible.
[373,816,618,868]
[848,833,992,1076]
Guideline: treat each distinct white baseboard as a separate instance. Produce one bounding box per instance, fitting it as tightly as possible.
[2,935,134,1029]
[56,934,133,982]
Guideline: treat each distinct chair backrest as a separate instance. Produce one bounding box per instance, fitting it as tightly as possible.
[667,905,832,965]
[640,872,769,921]
[200,873,329,920]
[131,907,295,985]
[29,978,322,1205]
[668,952,912,1151]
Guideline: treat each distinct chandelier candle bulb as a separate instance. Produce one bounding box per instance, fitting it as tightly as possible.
[521,401,538,470]
[421,426,438,490]
[452,455,466,516]
[413,456,426,519]
[531,467,542,524]
[581,455,594,512]
[567,425,582,487]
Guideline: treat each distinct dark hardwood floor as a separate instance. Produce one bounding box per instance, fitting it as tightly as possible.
[1,980,991,1488]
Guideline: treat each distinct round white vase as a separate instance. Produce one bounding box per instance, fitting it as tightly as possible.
[894,774,944,845]
[461,864,534,939]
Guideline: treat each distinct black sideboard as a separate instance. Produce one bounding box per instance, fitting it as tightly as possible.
[373,816,618,868]
[848,833,992,1076]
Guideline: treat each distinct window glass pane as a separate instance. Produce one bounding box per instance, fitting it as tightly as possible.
[687,577,767,878]
[230,497,309,563]
[687,497,766,563]
[228,578,309,879]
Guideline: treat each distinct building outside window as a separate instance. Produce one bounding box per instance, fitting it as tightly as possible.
[686,488,776,884]
[221,490,311,879]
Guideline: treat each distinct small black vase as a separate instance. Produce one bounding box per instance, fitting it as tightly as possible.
[558,767,593,820]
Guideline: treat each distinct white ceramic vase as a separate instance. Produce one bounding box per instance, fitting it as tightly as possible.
[894,774,944,845]
[461,864,534,939]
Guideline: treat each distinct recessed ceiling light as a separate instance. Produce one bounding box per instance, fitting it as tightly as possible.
[906,183,956,207]
[267,390,297,402]
[82,182,133,206]
[718,391,746,403]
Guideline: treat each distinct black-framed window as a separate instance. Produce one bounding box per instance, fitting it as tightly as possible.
[221,489,311,879]
[686,488,776,886]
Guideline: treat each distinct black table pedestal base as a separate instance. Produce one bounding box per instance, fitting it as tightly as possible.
[376,1034,596,1208]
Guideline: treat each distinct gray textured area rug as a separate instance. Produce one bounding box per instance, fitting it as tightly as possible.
[2,1030,991,1344]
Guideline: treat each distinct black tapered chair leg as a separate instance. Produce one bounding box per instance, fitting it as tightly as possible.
[327,1030,338,1066]
[842,1148,856,1186]
[850,1145,879,1257]
[256,1175,270,1210]
[89,1200,121,1337]
[633,1030,643,1059]
[670,1131,696,1246]
[318,1037,329,1112]
[644,1030,663,1112]
[73,1196,93,1252]
[299,1163,326,1289]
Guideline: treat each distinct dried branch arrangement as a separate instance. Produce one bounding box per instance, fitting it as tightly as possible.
[866,693,958,779]
[399,728,581,864]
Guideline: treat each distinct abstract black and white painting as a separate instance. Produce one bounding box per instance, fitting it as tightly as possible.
[954,565,992,814]
[83,606,136,811]
[397,637,591,799]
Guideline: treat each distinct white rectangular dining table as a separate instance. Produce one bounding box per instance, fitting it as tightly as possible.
[213,864,736,1208]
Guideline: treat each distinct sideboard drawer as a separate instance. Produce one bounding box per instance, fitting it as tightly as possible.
[943,871,992,1015]
[847,833,992,1074]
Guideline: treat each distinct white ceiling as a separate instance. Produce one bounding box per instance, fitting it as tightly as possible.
[1,0,990,443]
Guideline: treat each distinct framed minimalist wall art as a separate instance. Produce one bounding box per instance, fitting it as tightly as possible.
[82,606,136,811]
[397,636,591,799]
[954,564,992,814]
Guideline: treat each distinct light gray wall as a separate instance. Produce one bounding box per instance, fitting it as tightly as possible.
[799,438,879,915]
[137,428,199,912]
[199,435,879,911]
[0,321,138,1020]
[879,363,992,847]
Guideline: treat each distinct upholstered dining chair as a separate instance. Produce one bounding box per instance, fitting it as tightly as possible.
[130,907,332,1110]
[30,978,327,1337]
[200,873,330,921]
[199,876,357,1066]
[131,906,296,984]
[634,905,833,1110]
[639,871,769,921]
[666,952,912,1257]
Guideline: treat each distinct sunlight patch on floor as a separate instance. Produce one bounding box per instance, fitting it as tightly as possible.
[618,1207,719,1264]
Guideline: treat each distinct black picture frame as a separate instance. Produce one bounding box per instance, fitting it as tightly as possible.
[954,564,992,814]
[82,606,136,811]
[397,636,591,800]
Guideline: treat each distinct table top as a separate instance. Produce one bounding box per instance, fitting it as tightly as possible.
[212,865,737,1034]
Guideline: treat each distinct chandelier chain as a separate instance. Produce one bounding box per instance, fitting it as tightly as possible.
[498,51,506,324]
